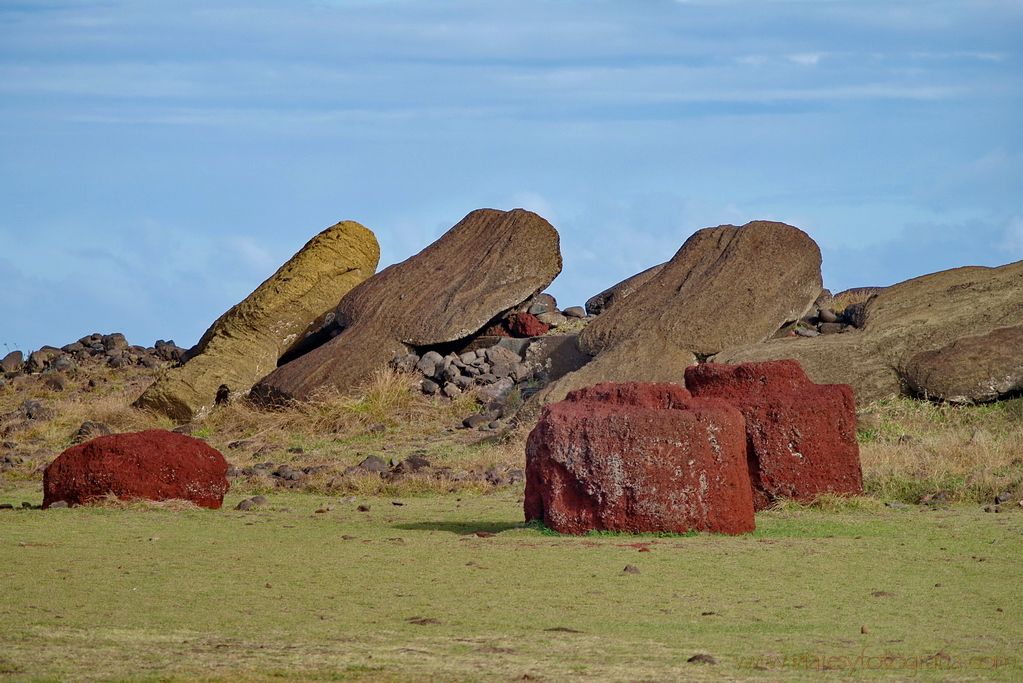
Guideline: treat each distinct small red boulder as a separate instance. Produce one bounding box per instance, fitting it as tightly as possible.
[506,312,550,338]
[43,429,229,509]
[525,382,755,535]
[685,360,863,510]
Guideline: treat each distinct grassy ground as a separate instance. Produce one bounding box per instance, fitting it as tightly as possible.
[1,487,1021,682]
[3,361,1023,680]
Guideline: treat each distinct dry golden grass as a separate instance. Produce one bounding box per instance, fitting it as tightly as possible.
[858,396,1023,503]
[4,360,1022,504]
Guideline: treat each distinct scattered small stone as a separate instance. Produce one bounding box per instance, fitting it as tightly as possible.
[356,455,388,473]
[367,423,386,434]
[73,420,113,444]
[995,491,1012,504]
[407,616,440,625]
[462,414,490,429]
[623,564,640,575]
[357,504,371,512]
[885,501,911,510]
[314,507,332,514]
[861,625,870,634]
[818,308,839,323]
[48,500,69,509]
[43,375,67,392]
[687,654,717,665]
[235,499,256,511]
[251,495,268,505]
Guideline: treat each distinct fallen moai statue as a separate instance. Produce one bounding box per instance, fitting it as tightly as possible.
[524,221,824,414]
[135,220,380,420]
[252,208,562,404]
[717,260,1023,403]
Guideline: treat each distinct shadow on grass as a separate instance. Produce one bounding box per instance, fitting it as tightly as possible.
[393,521,524,535]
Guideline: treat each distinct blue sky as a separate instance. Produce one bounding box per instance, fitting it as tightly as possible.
[2,0,1021,353]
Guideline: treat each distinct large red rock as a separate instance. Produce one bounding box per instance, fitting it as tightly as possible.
[43,430,229,509]
[685,360,862,510]
[524,382,755,535]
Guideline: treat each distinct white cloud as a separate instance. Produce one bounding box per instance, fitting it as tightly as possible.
[787,52,823,66]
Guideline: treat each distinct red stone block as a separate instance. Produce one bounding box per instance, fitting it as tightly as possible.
[524,382,755,535]
[685,359,863,510]
[43,429,229,509]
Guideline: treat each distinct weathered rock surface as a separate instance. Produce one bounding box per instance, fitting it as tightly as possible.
[831,286,885,311]
[43,429,229,508]
[523,335,592,384]
[585,263,666,315]
[685,360,862,510]
[524,382,755,535]
[253,208,562,403]
[902,325,1023,404]
[527,221,822,411]
[1,351,23,375]
[716,261,1023,403]
[135,221,379,420]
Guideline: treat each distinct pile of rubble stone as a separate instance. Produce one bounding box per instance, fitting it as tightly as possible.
[1,333,185,383]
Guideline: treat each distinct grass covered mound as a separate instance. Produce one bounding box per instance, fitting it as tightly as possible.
[1,489,1021,681]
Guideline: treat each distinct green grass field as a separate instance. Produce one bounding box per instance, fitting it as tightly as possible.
[2,487,1020,682]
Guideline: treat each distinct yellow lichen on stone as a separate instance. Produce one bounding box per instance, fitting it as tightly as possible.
[135,221,379,420]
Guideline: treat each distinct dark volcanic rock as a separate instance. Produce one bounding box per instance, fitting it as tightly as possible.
[524,382,755,535]
[685,360,863,510]
[253,209,562,403]
[43,429,229,509]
